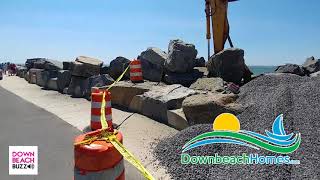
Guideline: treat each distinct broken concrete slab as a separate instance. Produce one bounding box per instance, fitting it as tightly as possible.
[167,108,188,130]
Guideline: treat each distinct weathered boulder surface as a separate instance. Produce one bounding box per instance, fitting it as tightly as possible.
[310,71,320,77]
[302,56,320,74]
[46,78,58,91]
[130,84,196,123]
[63,61,72,70]
[85,74,114,99]
[28,68,44,84]
[275,64,306,76]
[24,71,30,82]
[70,56,102,77]
[165,39,197,73]
[25,58,43,70]
[57,70,72,92]
[67,76,89,98]
[207,48,252,84]
[100,65,109,75]
[163,69,203,87]
[109,56,130,80]
[182,93,244,125]
[139,47,167,82]
[194,57,206,67]
[30,58,62,71]
[106,81,156,108]
[167,108,189,130]
[190,77,225,92]
[36,70,58,88]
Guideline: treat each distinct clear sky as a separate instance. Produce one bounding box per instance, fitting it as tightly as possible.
[0,0,319,65]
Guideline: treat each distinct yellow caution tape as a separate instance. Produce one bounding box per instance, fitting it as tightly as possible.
[75,64,155,180]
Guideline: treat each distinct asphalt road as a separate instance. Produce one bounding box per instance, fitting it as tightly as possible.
[0,86,144,180]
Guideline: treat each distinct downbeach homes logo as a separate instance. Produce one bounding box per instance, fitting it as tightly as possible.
[181,113,301,165]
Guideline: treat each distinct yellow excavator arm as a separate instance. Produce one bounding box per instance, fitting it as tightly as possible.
[205,0,236,58]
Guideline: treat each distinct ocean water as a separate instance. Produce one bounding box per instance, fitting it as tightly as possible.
[248,66,277,75]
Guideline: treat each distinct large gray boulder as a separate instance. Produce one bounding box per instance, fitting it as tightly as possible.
[57,70,72,92]
[302,56,320,74]
[139,47,167,82]
[207,48,252,84]
[70,56,102,78]
[182,93,244,125]
[108,81,156,108]
[275,64,306,76]
[129,84,196,124]
[67,76,89,98]
[36,70,58,87]
[163,69,203,87]
[165,39,198,73]
[28,68,44,84]
[29,58,62,70]
[25,58,43,70]
[109,56,130,80]
[190,77,225,92]
[85,74,115,99]
[46,78,58,91]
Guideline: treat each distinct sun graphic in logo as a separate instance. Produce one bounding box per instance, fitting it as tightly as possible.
[213,113,240,132]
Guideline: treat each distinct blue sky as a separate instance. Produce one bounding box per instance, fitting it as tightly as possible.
[0,0,319,65]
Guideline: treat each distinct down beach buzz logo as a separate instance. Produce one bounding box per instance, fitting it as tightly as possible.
[181,113,301,165]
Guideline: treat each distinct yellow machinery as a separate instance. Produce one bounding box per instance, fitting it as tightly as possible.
[205,0,237,59]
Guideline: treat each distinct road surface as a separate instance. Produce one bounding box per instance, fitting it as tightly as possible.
[0,86,144,180]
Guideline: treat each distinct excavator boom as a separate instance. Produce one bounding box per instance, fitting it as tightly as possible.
[205,0,237,57]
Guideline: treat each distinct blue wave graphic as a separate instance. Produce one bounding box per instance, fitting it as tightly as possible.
[182,138,260,153]
[240,130,297,146]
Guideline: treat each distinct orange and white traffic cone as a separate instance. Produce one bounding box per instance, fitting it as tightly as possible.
[90,90,113,131]
[74,129,125,180]
[130,59,143,83]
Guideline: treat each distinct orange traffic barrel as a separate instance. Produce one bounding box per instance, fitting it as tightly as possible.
[74,129,125,180]
[91,90,113,131]
[130,59,143,83]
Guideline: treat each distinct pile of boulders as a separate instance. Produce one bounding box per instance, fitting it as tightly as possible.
[274,56,320,76]
[18,39,253,130]
[21,56,115,100]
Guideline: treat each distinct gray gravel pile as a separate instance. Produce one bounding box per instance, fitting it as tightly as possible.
[154,73,320,179]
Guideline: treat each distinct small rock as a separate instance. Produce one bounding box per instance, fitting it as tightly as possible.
[165,39,198,73]
[275,64,306,76]
[310,71,320,77]
[182,93,244,125]
[167,108,189,130]
[139,47,167,82]
[190,77,224,92]
[109,56,130,80]
[194,57,206,67]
